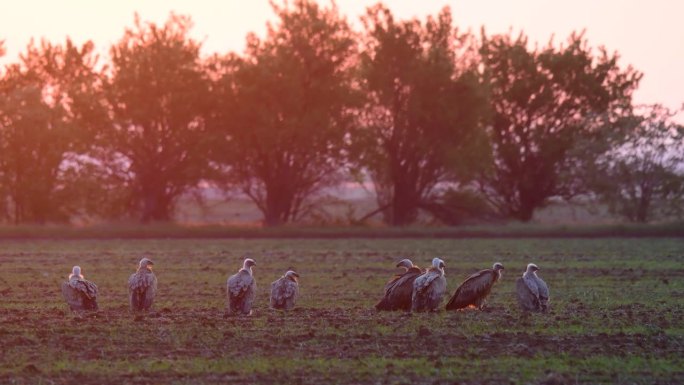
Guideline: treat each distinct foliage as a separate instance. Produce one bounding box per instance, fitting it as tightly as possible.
[211,0,357,226]
[104,13,213,222]
[478,31,641,222]
[0,39,101,223]
[592,105,684,222]
[355,5,489,226]
[421,188,501,225]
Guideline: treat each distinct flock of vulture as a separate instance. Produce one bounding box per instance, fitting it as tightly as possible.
[60,257,550,315]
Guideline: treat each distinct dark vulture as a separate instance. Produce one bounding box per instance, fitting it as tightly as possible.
[516,263,550,312]
[128,258,157,312]
[411,258,447,312]
[445,262,504,311]
[375,258,422,311]
[270,270,299,311]
[61,266,99,311]
[226,258,257,316]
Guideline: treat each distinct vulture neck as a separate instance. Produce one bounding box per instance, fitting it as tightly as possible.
[68,274,83,280]
[241,266,253,276]
[523,270,536,280]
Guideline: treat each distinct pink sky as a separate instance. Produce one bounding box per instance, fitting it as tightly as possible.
[1,0,683,117]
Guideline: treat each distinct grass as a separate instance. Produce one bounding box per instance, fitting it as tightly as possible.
[0,237,683,384]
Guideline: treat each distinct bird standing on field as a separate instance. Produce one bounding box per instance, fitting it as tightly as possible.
[61,266,99,311]
[375,259,422,311]
[411,258,447,312]
[515,263,549,312]
[270,270,300,310]
[128,258,157,312]
[445,262,504,311]
[226,258,257,316]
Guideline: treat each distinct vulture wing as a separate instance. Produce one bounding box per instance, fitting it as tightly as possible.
[411,269,446,312]
[128,271,157,311]
[227,270,256,315]
[413,269,440,295]
[375,267,421,311]
[536,276,550,311]
[61,279,99,311]
[270,278,298,310]
[516,277,540,312]
[445,269,495,310]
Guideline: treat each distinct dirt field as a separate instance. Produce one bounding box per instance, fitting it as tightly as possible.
[1,238,683,384]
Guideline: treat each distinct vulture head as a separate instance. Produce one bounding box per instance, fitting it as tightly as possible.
[139,258,155,271]
[69,265,84,280]
[242,258,257,274]
[285,270,300,282]
[432,258,446,274]
[396,259,414,270]
[493,262,504,279]
[526,263,539,274]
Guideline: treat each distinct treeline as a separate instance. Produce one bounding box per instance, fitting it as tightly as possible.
[0,1,682,226]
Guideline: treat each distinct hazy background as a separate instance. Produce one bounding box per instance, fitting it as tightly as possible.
[1,0,683,118]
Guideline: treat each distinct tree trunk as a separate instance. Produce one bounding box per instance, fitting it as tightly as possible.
[139,185,172,223]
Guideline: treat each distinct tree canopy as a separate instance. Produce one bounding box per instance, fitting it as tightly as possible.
[104,14,212,222]
[0,39,100,223]
[355,5,489,226]
[212,0,357,226]
[0,8,680,226]
[592,105,684,222]
[477,31,641,221]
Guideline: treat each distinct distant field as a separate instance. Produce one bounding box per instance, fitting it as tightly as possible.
[1,238,683,384]
[173,196,618,226]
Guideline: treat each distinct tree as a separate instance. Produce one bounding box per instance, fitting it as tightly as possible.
[355,5,489,226]
[105,14,212,222]
[0,39,101,223]
[592,105,684,222]
[212,0,356,226]
[477,31,641,221]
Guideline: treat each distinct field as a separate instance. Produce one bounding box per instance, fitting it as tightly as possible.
[1,237,683,384]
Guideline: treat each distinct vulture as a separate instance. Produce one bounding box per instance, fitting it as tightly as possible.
[128,258,157,312]
[445,262,504,311]
[375,258,422,311]
[270,270,300,310]
[61,266,99,311]
[226,258,257,316]
[516,263,550,312]
[411,258,447,312]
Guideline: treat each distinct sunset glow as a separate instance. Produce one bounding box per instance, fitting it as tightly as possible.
[1,0,682,114]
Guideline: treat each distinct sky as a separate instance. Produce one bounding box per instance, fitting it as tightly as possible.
[1,0,683,117]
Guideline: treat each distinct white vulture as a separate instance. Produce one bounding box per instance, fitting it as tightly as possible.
[226,258,257,316]
[61,266,99,311]
[411,258,447,312]
[375,259,422,311]
[128,258,157,312]
[270,270,300,311]
[445,262,504,311]
[516,263,550,312]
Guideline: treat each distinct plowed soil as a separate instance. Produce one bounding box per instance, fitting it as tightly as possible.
[0,238,682,384]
